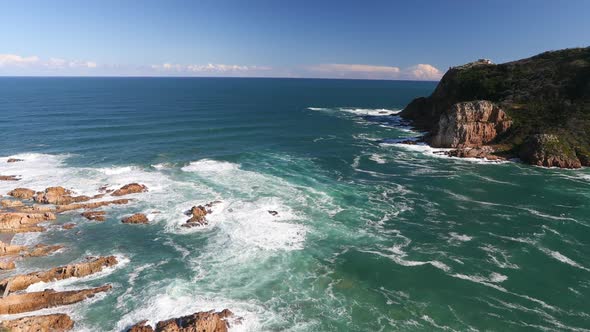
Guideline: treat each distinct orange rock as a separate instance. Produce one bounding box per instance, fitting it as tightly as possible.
[0,212,56,233]
[0,256,117,294]
[122,213,149,224]
[127,309,236,332]
[34,186,92,205]
[8,188,36,200]
[0,285,112,314]
[56,199,130,212]
[184,205,208,227]
[1,199,24,208]
[0,175,19,181]
[81,210,106,222]
[0,240,27,256]
[0,313,74,332]
[62,223,76,230]
[111,183,148,196]
[25,244,63,257]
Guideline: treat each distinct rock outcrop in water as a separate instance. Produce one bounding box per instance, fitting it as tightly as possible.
[0,212,56,233]
[8,188,36,200]
[122,213,149,224]
[33,186,92,205]
[401,47,590,168]
[0,285,111,314]
[0,175,19,181]
[111,183,148,196]
[0,256,117,294]
[127,309,236,332]
[0,313,74,331]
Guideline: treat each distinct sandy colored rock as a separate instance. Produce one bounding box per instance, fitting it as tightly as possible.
[34,186,92,205]
[127,309,235,332]
[0,175,19,181]
[0,256,117,294]
[0,258,16,270]
[519,133,583,169]
[7,158,23,163]
[0,212,56,233]
[1,199,24,208]
[111,183,148,196]
[56,199,130,213]
[8,188,36,200]
[0,240,27,256]
[25,244,63,257]
[447,146,504,160]
[0,285,111,314]
[62,223,76,230]
[81,210,106,222]
[0,313,74,332]
[122,213,149,224]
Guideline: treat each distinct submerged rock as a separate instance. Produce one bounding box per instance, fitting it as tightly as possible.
[56,199,130,213]
[0,313,74,332]
[268,210,279,216]
[0,285,111,314]
[111,183,148,196]
[0,175,19,181]
[81,210,106,222]
[122,213,149,224]
[0,256,117,294]
[62,223,76,230]
[25,244,63,257]
[127,309,236,332]
[7,158,23,163]
[0,241,27,256]
[8,188,36,200]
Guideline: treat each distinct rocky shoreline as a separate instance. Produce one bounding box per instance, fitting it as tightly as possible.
[400,47,590,168]
[0,158,237,331]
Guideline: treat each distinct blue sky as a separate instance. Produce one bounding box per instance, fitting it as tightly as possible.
[1,0,589,79]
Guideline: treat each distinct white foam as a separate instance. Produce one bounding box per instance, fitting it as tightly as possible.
[307,106,401,117]
[539,247,589,271]
[384,143,509,164]
[369,153,387,164]
[448,232,472,242]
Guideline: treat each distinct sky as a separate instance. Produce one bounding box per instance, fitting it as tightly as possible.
[1,0,589,80]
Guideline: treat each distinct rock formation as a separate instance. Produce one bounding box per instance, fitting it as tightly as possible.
[127,309,236,332]
[33,186,92,205]
[81,210,106,222]
[7,158,23,163]
[0,285,111,314]
[0,175,19,181]
[0,256,117,294]
[111,183,148,196]
[1,199,24,208]
[8,188,36,200]
[401,47,590,168]
[184,205,208,227]
[122,213,149,224]
[0,313,74,332]
[0,212,56,233]
[56,199,130,212]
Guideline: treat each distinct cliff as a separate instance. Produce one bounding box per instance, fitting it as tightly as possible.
[400,47,590,168]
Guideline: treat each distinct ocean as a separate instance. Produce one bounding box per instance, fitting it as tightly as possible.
[0,77,589,331]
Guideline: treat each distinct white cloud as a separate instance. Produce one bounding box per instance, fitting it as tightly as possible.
[0,54,98,72]
[150,63,272,74]
[307,63,443,81]
[0,54,40,67]
[402,64,443,81]
[309,63,401,74]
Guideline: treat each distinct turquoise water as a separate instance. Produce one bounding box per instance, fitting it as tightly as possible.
[0,77,589,331]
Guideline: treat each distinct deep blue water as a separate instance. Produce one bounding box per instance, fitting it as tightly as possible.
[1,78,589,331]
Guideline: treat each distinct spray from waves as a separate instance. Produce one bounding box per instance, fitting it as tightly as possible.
[538,247,590,272]
[381,142,510,165]
[307,107,401,117]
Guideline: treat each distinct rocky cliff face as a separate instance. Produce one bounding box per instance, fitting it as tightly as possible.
[429,101,511,148]
[401,47,590,168]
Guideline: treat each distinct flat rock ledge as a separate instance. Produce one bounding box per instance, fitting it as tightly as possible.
[0,256,118,295]
[0,313,74,332]
[127,309,237,332]
[0,285,112,314]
